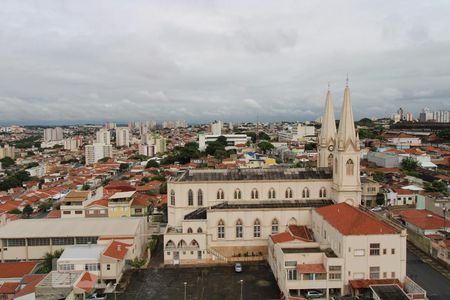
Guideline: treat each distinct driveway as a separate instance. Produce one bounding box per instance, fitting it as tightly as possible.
[117,264,280,300]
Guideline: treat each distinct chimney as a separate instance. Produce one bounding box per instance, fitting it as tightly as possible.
[117,244,121,251]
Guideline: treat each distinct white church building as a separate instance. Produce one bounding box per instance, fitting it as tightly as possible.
[163,86,423,298]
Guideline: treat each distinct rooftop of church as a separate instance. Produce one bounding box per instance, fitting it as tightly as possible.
[210,199,334,210]
[172,167,333,182]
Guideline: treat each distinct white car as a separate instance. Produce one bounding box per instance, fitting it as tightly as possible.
[87,293,107,300]
[234,263,242,273]
[370,206,383,212]
[306,290,324,299]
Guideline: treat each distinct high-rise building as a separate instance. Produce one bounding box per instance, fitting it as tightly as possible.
[104,122,116,130]
[85,143,113,165]
[115,127,130,147]
[43,127,63,142]
[211,121,222,135]
[63,136,83,151]
[138,144,155,157]
[96,129,111,145]
[0,144,15,159]
[405,112,414,122]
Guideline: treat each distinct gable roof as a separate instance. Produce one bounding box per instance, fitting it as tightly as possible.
[270,225,314,243]
[0,262,38,279]
[102,241,131,260]
[315,203,398,235]
[399,209,445,230]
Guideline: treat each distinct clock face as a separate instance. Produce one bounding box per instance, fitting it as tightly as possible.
[328,145,334,151]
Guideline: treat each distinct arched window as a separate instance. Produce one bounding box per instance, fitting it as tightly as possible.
[170,190,175,206]
[189,239,199,248]
[346,159,354,176]
[197,189,203,206]
[251,188,259,199]
[234,189,242,200]
[328,153,333,167]
[319,187,327,198]
[335,158,338,174]
[268,188,276,199]
[197,227,203,233]
[271,219,279,234]
[177,240,187,248]
[288,217,297,225]
[218,219,225,239]
[165,240,175,249]
[217,189,224,200]
[302,187,310,199]
[188,189,193,206]
[285,188,293,199]
[254,219,261,238]
[236,219,243,238]
[187,227,193,234]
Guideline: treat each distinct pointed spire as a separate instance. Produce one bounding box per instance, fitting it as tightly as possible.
[320,88,336,145]
[337,84,357,149]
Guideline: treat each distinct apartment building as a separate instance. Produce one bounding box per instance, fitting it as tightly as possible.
[96,129,111,145]
[115,127,130,147]
[60,190,92,218]
[85,143,113,165]
[43,127,63,142]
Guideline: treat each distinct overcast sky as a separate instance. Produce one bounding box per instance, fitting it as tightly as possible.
[1,0,450,125]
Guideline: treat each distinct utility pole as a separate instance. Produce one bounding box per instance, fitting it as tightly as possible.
[184,282,187,300]
[239,279,243,300]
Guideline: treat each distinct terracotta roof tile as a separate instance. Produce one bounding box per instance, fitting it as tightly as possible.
[399,209,445,230]
[0,262,38,279]
[350,278,401,289]
[315,203,398,235]
[297,263,326,273]
[102,241,131,260]
[0,282,20,294]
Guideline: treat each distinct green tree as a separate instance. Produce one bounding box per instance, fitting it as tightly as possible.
[22,204,33,218]
[216,136,227,146]
[128,154,148,161]
[130,257,147,270]
[304,143,315,151]
[81,184,90,191]
[257,141,274,154]
[0,157,15,168]
[400,157,418,172]
[38,200,53,212]
[372,171,386,183]
[424,180,448,193]
[119,163,129,171]
[98,157,111,163]
[258,132,270,141]
[438,128,450,141]
[159,182,167,194]
[245,132,257,143]
[37,250,64,273]
[375,193,385,206]
[356,118,374,127]
[146,160,159,168]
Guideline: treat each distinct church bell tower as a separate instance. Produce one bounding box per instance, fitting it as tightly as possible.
[318,87,336,169]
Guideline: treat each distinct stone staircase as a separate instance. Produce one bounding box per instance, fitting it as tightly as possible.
[207,247,228,263]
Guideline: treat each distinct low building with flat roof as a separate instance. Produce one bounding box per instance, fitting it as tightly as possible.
[0,217,147,262]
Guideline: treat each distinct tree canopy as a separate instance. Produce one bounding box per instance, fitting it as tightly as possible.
[400,157,418,172]
[258,141,274,154]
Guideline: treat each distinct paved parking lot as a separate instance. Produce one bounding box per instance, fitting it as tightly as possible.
[117,264,280,300]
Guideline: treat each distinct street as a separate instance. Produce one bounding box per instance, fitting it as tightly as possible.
[407,249,450,300]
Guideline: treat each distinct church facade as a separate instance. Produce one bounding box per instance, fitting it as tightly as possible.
[164,85,362,265]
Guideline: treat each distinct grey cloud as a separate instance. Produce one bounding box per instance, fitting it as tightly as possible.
[0,0,450,124]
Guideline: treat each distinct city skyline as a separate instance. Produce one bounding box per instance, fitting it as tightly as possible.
[1,1,450,124]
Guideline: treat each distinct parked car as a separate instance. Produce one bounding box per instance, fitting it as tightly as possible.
[370,206,383,212]
[306,290,324,299]
[87,293,107,300]
[234,263,242,273]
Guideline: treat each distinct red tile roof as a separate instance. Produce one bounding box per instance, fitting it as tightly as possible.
[102,241,131,260]
[315,203,398,235]
[46,210,61,218]
[0,282,20,294]
[131,193,150,207]
[297,264,326,274]
[14,274,46,297]
[270,225,314,243]
[86,198,109,208]
[350,278,401,289]
[75,272,97,292]
[0,262,38,279]
[399,209,445,230]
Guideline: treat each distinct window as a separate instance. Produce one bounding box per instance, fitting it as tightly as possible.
[319,187,327,198]
[170,190,175,205]
[85,263,99,271]
[329,266,342,280]
[217,189,224,200]
[391,248,395,255]
[59,264,74,271]
[234,189,241,200]
[75,236,98,244]
[28,238,50,246]
[6,239,25,247]
[287,269,297,280]
[370,243,380,256]
[383,248,387,255]
[197,227,203,233]
[254,219,261,238]
[236,219,243,238]
[369,266,380,279]
[189,239,199,248]
[218,220,225,239]
[346,159,354,176]
[251,188,259,199]
[188,189,193,206]
[268,188,276,199]
[197,189,203,206]
[302,187,310,199]
[106,264,111,271]
[187,228,193,233]
[328,153,333,167]
[391,272,396,278]
[165,240,175,248]
[177,240,187,248]
[285,188,293,199]
[52,237,74,245]
[135,208,142,213]
[383,272,387,279]
[354,249,365,256]
[353,272,364,279]
[63,211,71,214]
[75,210,82,214]
[88,210,93,214]
[271,219,279,234]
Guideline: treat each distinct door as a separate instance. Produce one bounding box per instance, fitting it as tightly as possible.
[197,250,202,259]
